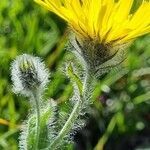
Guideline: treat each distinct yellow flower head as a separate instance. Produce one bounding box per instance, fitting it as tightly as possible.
[35,0,150,45]
[35,0,150,75]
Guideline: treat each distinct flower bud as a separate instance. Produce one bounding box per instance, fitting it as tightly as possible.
[11,54,49,96]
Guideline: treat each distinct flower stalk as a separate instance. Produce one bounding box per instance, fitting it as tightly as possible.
[32,91,41,150]
[49,63,93,149]
[50,98,82,149]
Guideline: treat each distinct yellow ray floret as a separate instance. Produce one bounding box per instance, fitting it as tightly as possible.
[35,0,150,45]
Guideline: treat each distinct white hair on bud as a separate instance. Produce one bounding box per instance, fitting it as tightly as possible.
[11,54,49,97]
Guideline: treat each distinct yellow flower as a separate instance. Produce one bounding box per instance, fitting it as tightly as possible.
[35,0,150,75]
[35,0,150,45]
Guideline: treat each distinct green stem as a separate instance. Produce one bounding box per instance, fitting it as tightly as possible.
[94,115,116,150]
[32,91,41,150]
[47,67,92,150]
[50,99,82,149]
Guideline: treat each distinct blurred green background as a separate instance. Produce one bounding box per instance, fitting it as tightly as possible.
[0,0,150,150]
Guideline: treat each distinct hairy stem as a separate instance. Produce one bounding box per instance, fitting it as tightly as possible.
[50,98,82,149]
[32,91,41,150]
[48,68,92,150]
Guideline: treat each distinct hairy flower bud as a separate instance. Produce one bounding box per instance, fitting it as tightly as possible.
[11,54,49,96]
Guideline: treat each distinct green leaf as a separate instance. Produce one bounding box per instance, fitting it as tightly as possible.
[67,63,83,95]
